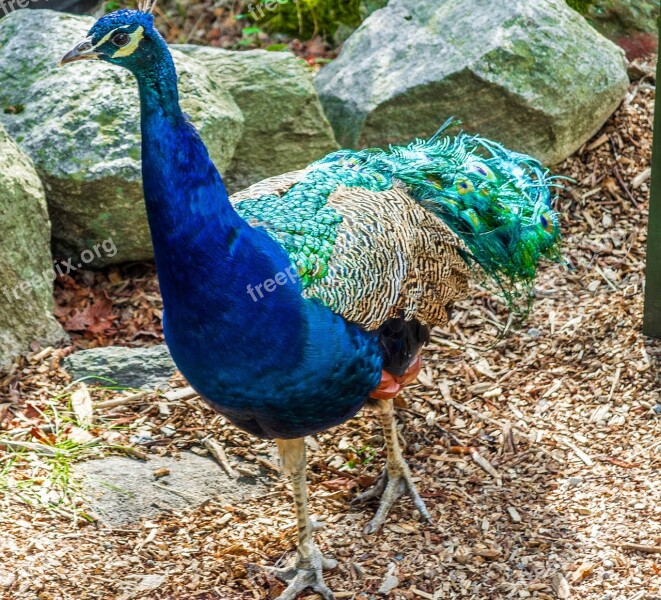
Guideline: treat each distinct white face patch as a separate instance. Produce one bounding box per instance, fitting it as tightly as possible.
[92,25,145,58]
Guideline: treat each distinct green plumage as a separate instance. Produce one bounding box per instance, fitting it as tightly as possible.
[235,126,561,311]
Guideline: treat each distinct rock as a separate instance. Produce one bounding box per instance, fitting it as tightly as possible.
[177,46,338,192]
[315,0,629,165]
[0,10,244,264]
[63,344,176,390]
[75,452,266,525]
[378,564,400,595]
[0,124,66,367]
[583,0,659,59]
[335,0,390,43]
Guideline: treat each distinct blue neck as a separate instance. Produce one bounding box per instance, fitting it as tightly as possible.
[134,48,310,384]
[136,52,246,286]
[130,41,381,438]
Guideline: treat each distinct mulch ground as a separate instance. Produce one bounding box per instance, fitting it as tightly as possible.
[0,66,660,600]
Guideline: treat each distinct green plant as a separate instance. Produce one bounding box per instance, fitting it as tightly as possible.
[341,444,376,470]
[566,0,596,15]
[252,0,362,40]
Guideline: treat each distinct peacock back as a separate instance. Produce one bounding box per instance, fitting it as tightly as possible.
[231,127,561,331]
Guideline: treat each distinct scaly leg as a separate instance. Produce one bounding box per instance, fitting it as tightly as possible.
[267,438,337,600]
[354,399,431,534]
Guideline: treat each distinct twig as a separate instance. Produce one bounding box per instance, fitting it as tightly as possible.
[0,440,58,457]
[613,164,639,206]
[153,482,204,502]
[557,437,594,467]
[204,436,238,479]
[163,387,198,402]
[254,456,281,473]
[626,438,661,462]
[621,542,661,554]
[470,448,502,486]
[606,366,622,403]
[594,265,619,292]
[111,445,148,460]
[95,391,151,410]
[410,588,435,600]
[184,11,206,44]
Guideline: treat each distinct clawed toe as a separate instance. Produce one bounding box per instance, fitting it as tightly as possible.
[358,465,432,534]
[266,546,337,600]
[351,468,387,505]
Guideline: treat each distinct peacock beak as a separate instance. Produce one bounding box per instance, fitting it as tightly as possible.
[59,37,99,66]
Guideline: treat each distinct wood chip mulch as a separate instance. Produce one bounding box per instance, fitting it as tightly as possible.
[0,70,660,600]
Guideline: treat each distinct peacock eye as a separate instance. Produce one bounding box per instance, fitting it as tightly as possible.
[111,32,131,47]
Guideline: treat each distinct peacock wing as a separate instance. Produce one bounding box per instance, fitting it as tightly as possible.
[230,174,470,331]
[305,184,470,330]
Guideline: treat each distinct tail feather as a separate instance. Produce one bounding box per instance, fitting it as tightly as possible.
[315,128,562,312]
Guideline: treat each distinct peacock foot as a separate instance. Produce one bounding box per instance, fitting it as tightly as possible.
[267,544,338,600]
[353,462,432,534]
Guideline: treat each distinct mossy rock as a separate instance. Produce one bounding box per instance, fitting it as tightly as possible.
[0,10,244,264]
[0,124,66,367]
[315,0,629,166]
[176,46,338,193]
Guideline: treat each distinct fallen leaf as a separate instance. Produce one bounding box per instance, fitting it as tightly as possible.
[66,426,95,444]
[571,562,595,583]
[320,478,356,492]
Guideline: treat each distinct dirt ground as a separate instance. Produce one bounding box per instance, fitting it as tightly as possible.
[0,68,660,599]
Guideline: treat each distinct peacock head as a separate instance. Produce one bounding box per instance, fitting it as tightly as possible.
[60,1,164,74]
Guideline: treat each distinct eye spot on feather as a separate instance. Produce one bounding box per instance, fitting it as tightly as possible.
[469,162,496,181]
[540,211,556,234]
[456,180,474,195]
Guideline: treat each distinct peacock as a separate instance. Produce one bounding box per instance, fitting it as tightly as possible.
[60,3,560,598]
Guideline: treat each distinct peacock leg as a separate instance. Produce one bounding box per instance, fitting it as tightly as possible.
[267,438,338,600]
[354,398,432,534]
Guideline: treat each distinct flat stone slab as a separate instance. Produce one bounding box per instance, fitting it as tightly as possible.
[63,344,175,390]
[75,452,268,526]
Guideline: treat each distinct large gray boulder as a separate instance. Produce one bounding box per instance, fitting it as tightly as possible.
[177,46,338,193]
[0,125,66,367]
[315,0,630,165]
[0,10,244,264]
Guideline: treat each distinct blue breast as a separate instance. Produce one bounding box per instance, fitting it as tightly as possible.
[139,101,382,439]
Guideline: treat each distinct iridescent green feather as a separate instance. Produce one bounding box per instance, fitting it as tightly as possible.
[234,127,561,310]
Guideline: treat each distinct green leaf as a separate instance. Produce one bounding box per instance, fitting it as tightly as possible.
[242,26,263,36]
[265,43,289,52]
